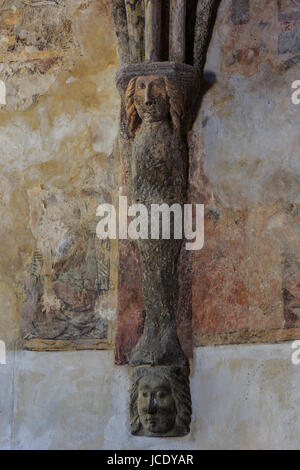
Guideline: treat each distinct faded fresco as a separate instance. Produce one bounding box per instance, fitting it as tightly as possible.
[0,0,120,352]
[0,0,80,110]
[21,187,113,350]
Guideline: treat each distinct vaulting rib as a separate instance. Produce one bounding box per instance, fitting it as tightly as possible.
[169,0,186,63]
[145,0,162,62]
[108,0,130,64]
[125,0,145,63]
[194,0,218,72]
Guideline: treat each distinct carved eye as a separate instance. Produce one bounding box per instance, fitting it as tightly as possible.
[142,391,149,398]
[138,82,146,90]
[157,391,166,399]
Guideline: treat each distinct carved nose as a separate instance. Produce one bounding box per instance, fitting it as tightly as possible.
[145,87,152,106]
[147,394,158,414]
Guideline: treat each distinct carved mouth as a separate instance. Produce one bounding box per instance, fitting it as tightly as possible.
[143,107,157,113]
[145,416,157,424]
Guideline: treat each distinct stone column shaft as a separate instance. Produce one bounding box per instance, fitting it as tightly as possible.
[169,0,186,63]
[194,0,217,72]
[109,0,130,64]
[144,0,162,62]
[125,0,145,63]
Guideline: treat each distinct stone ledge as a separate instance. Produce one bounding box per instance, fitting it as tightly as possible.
[23,338,113,351]
[194,328,300,347]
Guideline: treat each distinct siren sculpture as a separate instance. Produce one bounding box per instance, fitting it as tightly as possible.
[110,0,218,437]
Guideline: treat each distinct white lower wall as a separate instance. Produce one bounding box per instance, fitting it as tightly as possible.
[1,342,299,449]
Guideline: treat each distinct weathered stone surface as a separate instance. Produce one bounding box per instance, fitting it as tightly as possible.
[115,240,193,364]
[191,0,300,347]
[247,205,284,333]
[278,0,300,22]
[125,0,145,63]
[231,0,249,26]
[130,365,191,437]
[112,1,217,433]
[0,0,80,110]
[193,207,248,342]
[115,239,144,365]
[108,0,130,64]
[169,0,186,63]
[116,64,198,382]
[115,62,201,371]
[220,0,300,75]
[116,64,202,362]
[194,0,219,73]
[144,0,161,62]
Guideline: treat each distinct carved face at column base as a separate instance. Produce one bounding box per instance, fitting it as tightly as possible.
[130,366,191,437]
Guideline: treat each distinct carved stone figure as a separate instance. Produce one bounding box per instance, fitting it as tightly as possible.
[117,63,198,370]
[116,63,197,436]
[110,0,219,438]
[126,72,186,366]
[116,62,198,435]
[126,73,187,202]
[130,366,191,437]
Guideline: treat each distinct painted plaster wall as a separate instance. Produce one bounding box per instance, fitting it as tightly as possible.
[192,0,300,345]
[0,0,120,353]
[0,0,300,450]
[2,343,300,450]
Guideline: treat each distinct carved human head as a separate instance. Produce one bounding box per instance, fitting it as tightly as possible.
[125,75,183,137]
[137,374,176,434]
[130,366,191,437]
[133,75,169,123]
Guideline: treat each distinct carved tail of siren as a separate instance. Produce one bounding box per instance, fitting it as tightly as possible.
[109,0,219,437]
